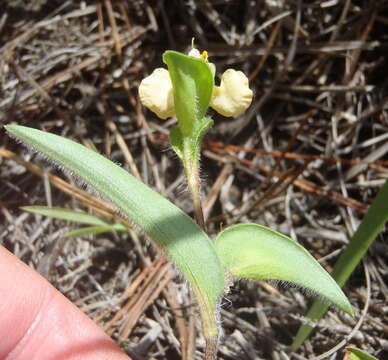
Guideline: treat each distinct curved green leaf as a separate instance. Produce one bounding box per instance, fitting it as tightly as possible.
[163,50,213,137]
[214,223,352,315]
[6,125,225,339]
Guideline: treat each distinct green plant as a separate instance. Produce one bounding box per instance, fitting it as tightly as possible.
[5,47,353,360]
[292,180,388,350]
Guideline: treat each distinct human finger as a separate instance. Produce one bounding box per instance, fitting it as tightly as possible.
[0,245,131,360]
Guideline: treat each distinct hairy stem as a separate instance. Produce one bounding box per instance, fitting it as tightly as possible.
[182,138,218,359]
[182,138,206,230]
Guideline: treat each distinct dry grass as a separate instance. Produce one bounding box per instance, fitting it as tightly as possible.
[1,1,388,359]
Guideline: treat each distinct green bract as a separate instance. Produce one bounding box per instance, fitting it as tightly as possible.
[163,50,214,137]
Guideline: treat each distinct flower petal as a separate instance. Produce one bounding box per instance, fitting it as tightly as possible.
[210,69,253,117]
[138,68,175,119]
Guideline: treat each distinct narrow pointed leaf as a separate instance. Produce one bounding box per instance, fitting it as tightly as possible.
[6,125,225,339]
[163,51,213,136]
[22,206,120,227]
[292,180,388,349]
[214,223,352,315]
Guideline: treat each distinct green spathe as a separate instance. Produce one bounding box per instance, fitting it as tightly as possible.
[163,50,213,137]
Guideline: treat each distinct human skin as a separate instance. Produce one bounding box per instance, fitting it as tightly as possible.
[0,245,131,360]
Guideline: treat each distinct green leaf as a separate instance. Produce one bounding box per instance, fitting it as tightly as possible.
[214,223,353,315]
[22,206,123,228]
[65,226,123,238]
[292,180,388,349]
[346,347,378,360]
[24,206,128,238]
[163,50,213,137]
[6,125,225,340]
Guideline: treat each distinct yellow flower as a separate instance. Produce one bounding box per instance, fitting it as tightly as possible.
[210,69,253,117]
[138,49,253,119]
[138,68,174,119]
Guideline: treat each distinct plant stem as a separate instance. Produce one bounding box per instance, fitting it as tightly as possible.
[182,139,217,360]
[183,138,206,230]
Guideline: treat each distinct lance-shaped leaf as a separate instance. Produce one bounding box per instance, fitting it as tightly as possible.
[163,51,213,137]
[214,223,353,315]
[22,206,127,229]
[23,206,128,237]
[6,125,225,339]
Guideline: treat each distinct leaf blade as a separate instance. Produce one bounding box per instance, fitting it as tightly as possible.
[22,206,114,227]
[214,223,352,315]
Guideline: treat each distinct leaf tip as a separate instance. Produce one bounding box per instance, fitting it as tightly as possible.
[4,124,13,134]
